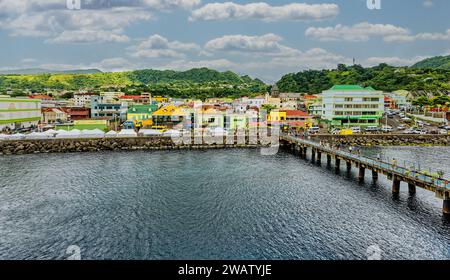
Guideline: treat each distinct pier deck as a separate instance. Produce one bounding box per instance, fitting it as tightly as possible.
[281,134,450,214]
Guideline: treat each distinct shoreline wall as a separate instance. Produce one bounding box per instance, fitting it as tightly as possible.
[1,134,449,155]
[312,134,450,146]
[0,136,265,155]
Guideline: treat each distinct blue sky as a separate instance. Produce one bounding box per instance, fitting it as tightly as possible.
[0,0,449,82]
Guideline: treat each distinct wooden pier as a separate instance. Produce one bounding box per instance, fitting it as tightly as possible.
[281,135,450,215]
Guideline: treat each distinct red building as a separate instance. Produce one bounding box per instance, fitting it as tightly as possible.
[65,107,90,120]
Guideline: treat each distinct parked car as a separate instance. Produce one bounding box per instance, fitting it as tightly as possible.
[308,126,320,134]
[401,117,412,122]
[365,126,379,133]
[403,129,415,134]
[381,126,393,133]
[331,128,341,135]
[397,124,406,130]
[439,129,448,135]
[351,126,361,134]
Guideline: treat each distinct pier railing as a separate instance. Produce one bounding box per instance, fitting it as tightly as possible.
[282,134,450,190]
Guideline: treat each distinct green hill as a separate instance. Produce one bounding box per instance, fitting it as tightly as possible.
[276,63,450,95]
[412,55,450,70]
[0,68,268,100]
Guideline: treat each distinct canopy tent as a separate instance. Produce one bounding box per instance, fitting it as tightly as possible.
[55,129,81,138]
[80,129,105,138]
[139,129,162,136]
[117,129,137,137]
[105,130,118,137]
[163,129,181,137]
[43,129,57,135]
[210,127,227,137]
[7,133,25,140]
[25,132,52,140]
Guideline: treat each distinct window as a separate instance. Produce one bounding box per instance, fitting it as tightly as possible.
[345,97,353,102]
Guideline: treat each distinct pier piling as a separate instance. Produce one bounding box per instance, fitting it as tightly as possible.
[372,170,378,181]
[444,200,450,215]
[358,167,365,181]
[392,177,401,194]
[408,183,416,195]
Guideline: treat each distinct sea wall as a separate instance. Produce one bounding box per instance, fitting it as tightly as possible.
[0,136,264,155]
[312,134,450,146]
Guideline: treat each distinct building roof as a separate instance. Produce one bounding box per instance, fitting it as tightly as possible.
[152,104,189,116]
[127,104,158,114]
[281,110,311,117]
[29,95,53,99]
[329,85,376,91]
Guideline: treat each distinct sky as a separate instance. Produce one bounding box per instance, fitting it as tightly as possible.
[0,0,449,83]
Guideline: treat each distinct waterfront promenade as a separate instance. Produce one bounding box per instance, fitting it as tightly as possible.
[281,134,450,214]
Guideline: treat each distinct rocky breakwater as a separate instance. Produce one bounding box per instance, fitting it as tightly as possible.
[0,136,262,155]
[313,134,450,147]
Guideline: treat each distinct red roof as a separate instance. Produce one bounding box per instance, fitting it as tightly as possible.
[119,95,146,99]
[29,95,53,99]
[281,110,311,117]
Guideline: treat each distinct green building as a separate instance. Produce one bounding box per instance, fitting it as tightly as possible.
[321,85,384,128]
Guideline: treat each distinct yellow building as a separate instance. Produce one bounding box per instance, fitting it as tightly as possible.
[268,111,286,122]
[152,104,189,128]
[153,96,168,103]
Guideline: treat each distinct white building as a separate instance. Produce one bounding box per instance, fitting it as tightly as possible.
[0,96,42,130]
[322,85,384,128]
[74,93,96,107]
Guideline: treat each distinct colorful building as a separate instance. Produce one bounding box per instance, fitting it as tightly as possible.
[127,104,159,128]
[321,85,384,128]
[152,104,189,128]
[91,96,128,121]
[0,96,42,130]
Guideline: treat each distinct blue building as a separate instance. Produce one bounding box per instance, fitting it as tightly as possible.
[90,96,128,122]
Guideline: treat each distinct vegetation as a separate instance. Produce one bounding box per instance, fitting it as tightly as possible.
[412,55,450,70]
[276,63,450,95]
[0,68,268,100]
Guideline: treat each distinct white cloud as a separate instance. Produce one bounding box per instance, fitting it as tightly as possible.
[423,0,434,8]
[204,33,299,56]
[160,58,236,71]
[383,30,450,42]
[305,22,409,42]
[306,21,450,43]
[142,0,201,10]
[189,2,339,22]
[364,56,428,67]
[0,0,200,43]
[128,34,200,58]
[49,30,130,44]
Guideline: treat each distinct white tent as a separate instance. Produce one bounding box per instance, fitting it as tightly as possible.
[140,129,162,136]
[8,133,25,140]
[210,127,227,137]
[105,130,118,138]
[117,129,137,138]
[163,129,181,137]
[55,129,81,138]
[80,129,105,138]
[43,129,57,136]
[25,132,51,140]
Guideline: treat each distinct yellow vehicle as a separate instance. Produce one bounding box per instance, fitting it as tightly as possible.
[151,125,167,132]
[340,129,353,135]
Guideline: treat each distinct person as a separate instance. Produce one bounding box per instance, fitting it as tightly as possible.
[391,158,398,167]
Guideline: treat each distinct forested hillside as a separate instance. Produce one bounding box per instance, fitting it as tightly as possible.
[276,63,450,95]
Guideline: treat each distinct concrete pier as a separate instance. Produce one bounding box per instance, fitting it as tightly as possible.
[358,167,365,181]
[392,177,401,194]
[372,170,378,181]
[408,183,416,195]
[443,200,450,215]
[346,161,352,172]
